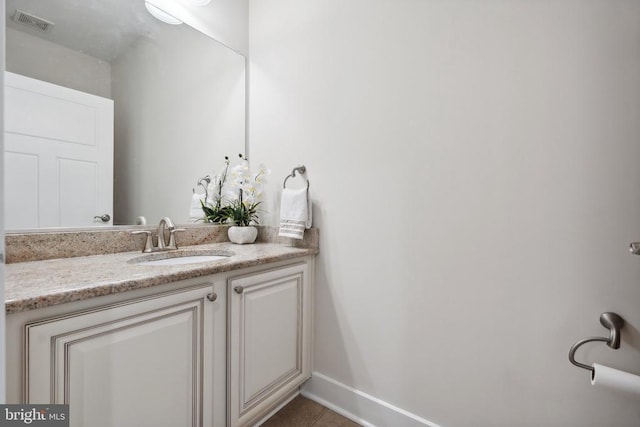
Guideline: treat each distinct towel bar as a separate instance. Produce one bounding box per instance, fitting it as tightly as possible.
[283,165,310,190]
[568,312,624,372]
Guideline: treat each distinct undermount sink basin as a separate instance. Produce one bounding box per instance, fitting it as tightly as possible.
[130,250,234,266]
[137,255,229,266]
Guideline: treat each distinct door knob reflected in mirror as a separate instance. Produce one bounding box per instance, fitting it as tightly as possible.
[94,214,111,223]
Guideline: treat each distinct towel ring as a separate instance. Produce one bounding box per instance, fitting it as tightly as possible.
[283,165,310,190]
[193,175,211,201]
[568,312,625,372]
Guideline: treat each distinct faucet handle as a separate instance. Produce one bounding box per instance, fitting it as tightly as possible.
[167,228,187,250]
[131,230,154,253]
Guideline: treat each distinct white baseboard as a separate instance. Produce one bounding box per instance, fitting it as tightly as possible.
[301,372,443,427]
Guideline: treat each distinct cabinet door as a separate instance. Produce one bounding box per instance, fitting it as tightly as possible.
[228,262,311,427]
[25,283,221,427]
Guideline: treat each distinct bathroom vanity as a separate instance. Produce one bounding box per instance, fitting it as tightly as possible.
[4,227,317,427]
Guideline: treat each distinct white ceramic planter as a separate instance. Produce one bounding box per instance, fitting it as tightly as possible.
[228,226,258,244]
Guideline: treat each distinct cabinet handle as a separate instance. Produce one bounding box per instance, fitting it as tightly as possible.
[234,286,244,294]
[206,292,217,302]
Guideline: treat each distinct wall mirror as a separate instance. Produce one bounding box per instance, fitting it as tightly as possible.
[4,0,246,230]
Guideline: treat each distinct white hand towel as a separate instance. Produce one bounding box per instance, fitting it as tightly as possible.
[189,192,206,221]
[279,187,312,239]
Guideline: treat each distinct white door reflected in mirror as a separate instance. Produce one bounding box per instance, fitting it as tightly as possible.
[4,72,113,229]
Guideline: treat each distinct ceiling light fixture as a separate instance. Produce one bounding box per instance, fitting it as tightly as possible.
[144,2,183,25]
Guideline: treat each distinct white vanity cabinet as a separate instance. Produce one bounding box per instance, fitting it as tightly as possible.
[6,257,314,427]
[227,262,312,427]
[9,278,227,427]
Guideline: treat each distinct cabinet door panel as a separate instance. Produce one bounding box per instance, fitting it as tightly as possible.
[25,285,214,427]
[65,310,195,427]
[243,278,300,402]
[229,262,311,427]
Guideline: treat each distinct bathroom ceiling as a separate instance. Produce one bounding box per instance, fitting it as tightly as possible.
[5,0,162,61]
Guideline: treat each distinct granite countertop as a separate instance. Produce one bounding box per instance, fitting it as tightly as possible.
[5,242,317,314]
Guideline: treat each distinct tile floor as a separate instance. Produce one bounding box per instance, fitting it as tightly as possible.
[261,396,361,427]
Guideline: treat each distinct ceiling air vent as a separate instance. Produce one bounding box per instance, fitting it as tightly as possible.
[12,9,55,33]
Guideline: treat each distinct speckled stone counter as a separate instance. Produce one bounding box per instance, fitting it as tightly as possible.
[5,242,318,314]
[6,225,319,264]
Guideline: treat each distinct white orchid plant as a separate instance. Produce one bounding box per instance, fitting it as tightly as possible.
[201,154,270,226]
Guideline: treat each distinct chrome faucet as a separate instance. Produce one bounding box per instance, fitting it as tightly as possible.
[131,217,185,253]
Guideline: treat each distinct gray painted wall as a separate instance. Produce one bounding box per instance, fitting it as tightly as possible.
[249,1,640,426]
[6,28,112,98]
[111,23,245,225]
